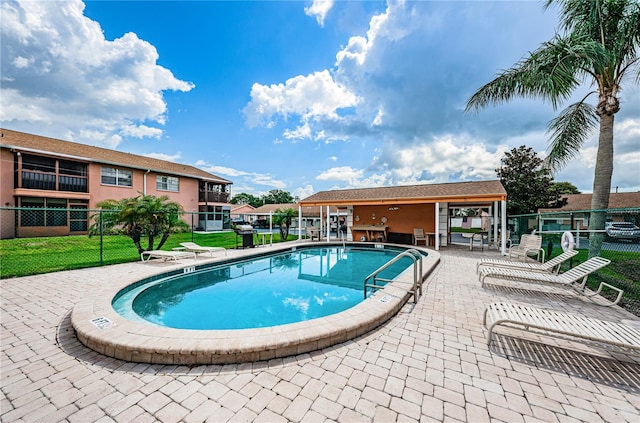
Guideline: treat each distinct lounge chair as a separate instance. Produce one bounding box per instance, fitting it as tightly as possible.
[477,249,578,274]
[508,234,545,262]
[413,228,428,246]
[484,302,640,351]
[479,256,623,305]
[141,250,196,263]
[179,242,226,257]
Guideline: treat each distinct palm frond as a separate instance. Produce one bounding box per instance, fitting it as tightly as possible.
[465,34,602,112]
[545,100,598,172]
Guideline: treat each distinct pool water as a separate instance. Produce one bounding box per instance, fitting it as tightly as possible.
[113,246,418,330]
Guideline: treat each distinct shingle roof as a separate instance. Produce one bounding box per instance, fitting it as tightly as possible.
[538,192,640,212]
[0,128,231,184]
[252,203,344,217]
[300,180,506,205]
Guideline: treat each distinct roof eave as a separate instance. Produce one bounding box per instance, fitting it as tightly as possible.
[300,193,507,206]
[2,143,232,184]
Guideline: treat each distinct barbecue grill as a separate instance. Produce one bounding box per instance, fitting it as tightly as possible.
[235,224,256,249]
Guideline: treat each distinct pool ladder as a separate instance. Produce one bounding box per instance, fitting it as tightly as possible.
[363,249,423,303]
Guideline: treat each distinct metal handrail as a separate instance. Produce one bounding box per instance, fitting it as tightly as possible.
[363,248,424,303]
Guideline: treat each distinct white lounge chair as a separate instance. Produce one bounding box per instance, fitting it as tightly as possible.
[508,234,545,262]
[477,249,578,274]
[479,256,623,305]
[141,250,196,263]
[179,242,226,257]
[484,302,640,351]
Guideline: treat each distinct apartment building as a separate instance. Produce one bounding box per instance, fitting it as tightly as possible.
[0,128,232,239]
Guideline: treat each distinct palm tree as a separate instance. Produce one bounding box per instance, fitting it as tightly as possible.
[90,194,186,254]
[273,207,297,241]
[466,0,640,257]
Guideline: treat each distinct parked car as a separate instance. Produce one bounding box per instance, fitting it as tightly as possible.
[605,222,640,242]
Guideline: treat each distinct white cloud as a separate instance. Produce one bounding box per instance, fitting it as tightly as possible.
[316,166,390,189]
[121,124,163,139]
[304,0,334,27]
[294,184,315,200]
[195,160,289,192]
[243,70,359,129]
[378,135,509,184]
[317,166,364,181]
[198,164,250,178]
[283,123,312,140]
[0,0,193,148]
[146,152,182,162]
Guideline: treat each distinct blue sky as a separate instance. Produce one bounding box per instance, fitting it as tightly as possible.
[2,0,639,199]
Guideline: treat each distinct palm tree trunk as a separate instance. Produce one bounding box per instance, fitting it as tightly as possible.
[588,113,615,258]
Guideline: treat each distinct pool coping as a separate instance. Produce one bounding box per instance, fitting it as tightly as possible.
[71,242,440,365]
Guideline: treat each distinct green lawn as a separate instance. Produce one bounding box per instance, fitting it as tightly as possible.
[0,231,297,278]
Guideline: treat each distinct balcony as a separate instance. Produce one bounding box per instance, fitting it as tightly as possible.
[21,171,56,190]
[199,192,230,203]
[21,171,88,193]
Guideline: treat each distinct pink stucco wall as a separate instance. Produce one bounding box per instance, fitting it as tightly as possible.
[0,149,16,239]
[1,151,209,238]
[86,164,200,212]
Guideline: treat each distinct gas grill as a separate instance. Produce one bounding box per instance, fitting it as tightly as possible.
[234,224,256,249]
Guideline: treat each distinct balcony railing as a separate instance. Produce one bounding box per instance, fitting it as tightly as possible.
[59,175,88,192]
[21,171,88,192]
[199,192,230,203]
[21,171,56,190]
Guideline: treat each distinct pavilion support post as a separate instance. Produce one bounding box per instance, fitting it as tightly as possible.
[501,200,507,255]
[298,205,302,240]
[326,205,330,242]
[435,202,440,251]
[493,201,499,248]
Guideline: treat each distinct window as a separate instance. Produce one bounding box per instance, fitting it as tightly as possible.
[101,167,132,187]
[157,175,179,192]
[21,154,56,190]
[20,197,45,227]
[46,198,67,227]
[19,197,66,227]
[22,154,56,173]
[69,200,89,232]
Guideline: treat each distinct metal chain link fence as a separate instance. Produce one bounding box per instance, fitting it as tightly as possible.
[508,207,640,316]
[2,206,639,316]
[0,207,255,279]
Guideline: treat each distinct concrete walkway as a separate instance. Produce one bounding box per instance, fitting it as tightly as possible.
[2,246,639,422]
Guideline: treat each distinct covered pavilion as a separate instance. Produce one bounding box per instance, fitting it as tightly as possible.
[298,180,508,253]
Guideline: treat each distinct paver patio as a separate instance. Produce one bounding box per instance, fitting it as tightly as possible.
[2,245,639,422]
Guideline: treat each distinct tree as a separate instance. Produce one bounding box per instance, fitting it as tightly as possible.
[230,193,262,208]
[550,181,581,196]
[90,194,186,254]
[466,0,640,257]
[273,207,297,241]
[262,189,295,205]
[496,146,562,215]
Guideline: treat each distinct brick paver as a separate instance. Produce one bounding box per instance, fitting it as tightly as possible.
[2,245,640,422]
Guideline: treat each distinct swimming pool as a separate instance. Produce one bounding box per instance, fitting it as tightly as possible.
[113,246,416,330]
[72,242,439,364]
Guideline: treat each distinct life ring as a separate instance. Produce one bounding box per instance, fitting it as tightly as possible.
[561,231,575,252]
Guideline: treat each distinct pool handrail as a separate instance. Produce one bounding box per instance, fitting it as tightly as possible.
[363,248,424,303]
